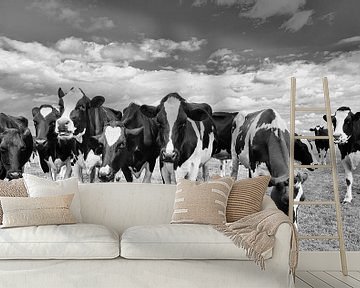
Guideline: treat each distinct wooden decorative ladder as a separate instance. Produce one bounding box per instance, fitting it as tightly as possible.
[289,77,348,276]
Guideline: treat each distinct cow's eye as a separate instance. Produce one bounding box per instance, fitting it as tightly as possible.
[34,121,38,127]
[117,142,125,150]
[50,121,55,126]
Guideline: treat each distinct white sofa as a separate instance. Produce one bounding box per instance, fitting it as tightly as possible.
[0,183,294,288]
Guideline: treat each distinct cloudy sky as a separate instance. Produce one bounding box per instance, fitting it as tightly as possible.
[1,0,360,133]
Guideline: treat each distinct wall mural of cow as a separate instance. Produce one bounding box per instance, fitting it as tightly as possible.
[55,87,122,182]
[0,113,33,180]
[323,106,360,203]
[140,92,217,184]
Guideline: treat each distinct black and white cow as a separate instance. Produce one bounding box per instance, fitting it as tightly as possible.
[323,106,360,203]
[55,87,122,182]
[120,103,160,182]
[294,133,318,169]
[32,93,78,180]
[140,93,217,184]
[0,113,33,180]
[211,112,238,176]
[309,125,329,165]
[91,121,143,182]
[230,109,312,218]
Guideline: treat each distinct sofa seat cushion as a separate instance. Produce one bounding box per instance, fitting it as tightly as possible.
[121,224,272,260]
[0,224,119,259]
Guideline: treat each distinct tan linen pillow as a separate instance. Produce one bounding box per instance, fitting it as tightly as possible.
[0,194,76,228]
[171,177,234,225]
[226,176,271,222]
[0,179,28,224]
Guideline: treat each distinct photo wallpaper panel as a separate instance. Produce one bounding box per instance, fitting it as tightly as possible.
[0,0,359,251]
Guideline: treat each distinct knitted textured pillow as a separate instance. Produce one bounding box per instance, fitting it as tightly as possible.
[0,194,76,228]
[0,179,28,224]
[171,177,234,225]
[226,176,271,222]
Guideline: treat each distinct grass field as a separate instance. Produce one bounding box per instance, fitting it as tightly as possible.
[24,151,360,251]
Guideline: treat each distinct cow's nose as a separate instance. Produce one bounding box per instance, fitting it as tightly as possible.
[161,149,178,162]
[35,139,47,147]
[7,171,22,180]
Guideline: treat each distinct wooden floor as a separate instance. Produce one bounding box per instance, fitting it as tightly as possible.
[296,271,360,288]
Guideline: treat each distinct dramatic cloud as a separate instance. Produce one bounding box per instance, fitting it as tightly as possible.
[30,0,115,32]
[336,36,360,46]
[192,0,313,32]
[100,37,207,63]
[1,36,360,134]
[280,10,313,32]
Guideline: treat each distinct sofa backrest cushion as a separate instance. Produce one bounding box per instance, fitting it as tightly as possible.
[77,183,277,235]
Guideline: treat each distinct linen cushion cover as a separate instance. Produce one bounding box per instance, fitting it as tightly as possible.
[23,174,82,222]
[121,224,272,260]
[227,175,271,222]
[0,223,119,259]
[171,177,234,225]
[0,179,28,224]
[0,194,76,228]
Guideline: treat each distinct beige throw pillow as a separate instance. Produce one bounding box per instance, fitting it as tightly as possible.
[0,194,76,228]
[23,174,82,222]
[226,176,271,222]
[171,177,234,225]
[0,179,28,224]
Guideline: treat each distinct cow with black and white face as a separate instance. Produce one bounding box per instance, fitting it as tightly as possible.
[32,104,62,174]
[0,114,33,180]
[90,121,143,182]
[309,125,329,165]
[55,87,122,182]
[121,103,160,182]
[140,93,217,184]
[230,109,313,221]
[323,106,360,203]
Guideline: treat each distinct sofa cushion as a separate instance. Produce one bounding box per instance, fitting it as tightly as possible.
[0,194,76,228]
[0,179,28,224]
[171,177,234,225]
[0,223,119,259]
[23,174,82,222]
[227,176,271,222]
[121,224,272,260]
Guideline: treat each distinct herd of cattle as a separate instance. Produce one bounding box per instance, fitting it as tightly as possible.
[0,87,359,219]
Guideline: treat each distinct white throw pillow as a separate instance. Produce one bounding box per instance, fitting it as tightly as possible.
[23,174,82,222]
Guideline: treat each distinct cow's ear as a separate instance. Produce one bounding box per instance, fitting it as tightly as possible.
[58,88,65,98]
[32,107,40,117]
[90,96,105,108]
[309,127,315,131]
[125,127,144,136]
[89,135,103,154]
[23,128,32,137]
[15,116,29,128]
[183,103,210,121]
[354,112,360,121]
[140,105,160,118]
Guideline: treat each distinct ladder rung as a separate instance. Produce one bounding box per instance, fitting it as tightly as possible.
[293,164,332,169]
[294,135,329,140]
[294,200,336,205]
[295,107,326,112]
[298,235,339,240]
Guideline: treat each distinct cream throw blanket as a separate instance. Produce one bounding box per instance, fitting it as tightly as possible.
[214,208,298,276]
